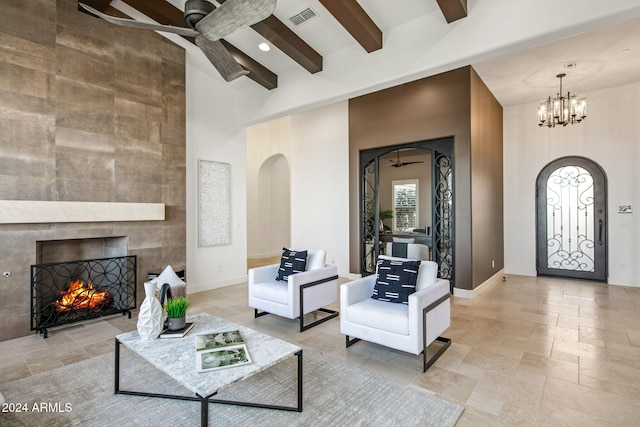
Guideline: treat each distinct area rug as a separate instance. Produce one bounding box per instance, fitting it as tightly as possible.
[0,349,463,426]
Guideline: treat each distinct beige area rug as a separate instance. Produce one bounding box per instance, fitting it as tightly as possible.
[0,348,463,426]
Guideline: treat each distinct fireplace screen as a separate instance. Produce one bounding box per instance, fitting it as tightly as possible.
[31,255,137,337]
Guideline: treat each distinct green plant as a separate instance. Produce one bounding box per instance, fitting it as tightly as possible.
[379,209,393,221]
[165,297,189,318]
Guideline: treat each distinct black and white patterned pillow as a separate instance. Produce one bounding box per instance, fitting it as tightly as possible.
[276,248,308,281]
[371,259,421,304]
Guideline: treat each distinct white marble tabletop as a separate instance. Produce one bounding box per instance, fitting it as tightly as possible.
[116,312,301,397]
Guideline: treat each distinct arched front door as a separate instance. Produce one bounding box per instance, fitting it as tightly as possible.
[536,157,607,281]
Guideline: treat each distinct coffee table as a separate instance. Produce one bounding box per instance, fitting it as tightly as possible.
[114,312,302,427]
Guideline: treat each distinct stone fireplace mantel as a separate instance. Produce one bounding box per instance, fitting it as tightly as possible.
[0,200,165,224]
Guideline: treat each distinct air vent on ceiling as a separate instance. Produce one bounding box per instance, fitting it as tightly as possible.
[289,7,317,26]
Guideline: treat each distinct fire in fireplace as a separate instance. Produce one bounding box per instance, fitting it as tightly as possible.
[55,279,112,313]
[31,256,136,338]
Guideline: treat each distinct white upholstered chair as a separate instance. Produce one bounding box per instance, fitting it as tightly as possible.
[385,242,431,260]
[248,249,339,331]
[340,255,451,371]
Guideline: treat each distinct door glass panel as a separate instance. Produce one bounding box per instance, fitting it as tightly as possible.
[546,165,595,272]
[392,180,418,231]
[362,160,377,274]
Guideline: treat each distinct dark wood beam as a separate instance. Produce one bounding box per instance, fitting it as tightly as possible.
[79,0,112,12]
[318,0,382,53]
[119,0,184,26]
[114,0,278,89]
[221,40,277,90]
[218,0,322,74]
[436,0,467,23]
[252,16,322,74]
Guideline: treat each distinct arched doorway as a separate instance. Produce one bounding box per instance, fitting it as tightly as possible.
[359,137,454,287]
[248,154,290,258]
[536,156,607,281]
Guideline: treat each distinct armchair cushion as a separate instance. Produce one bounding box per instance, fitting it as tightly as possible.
[276,248,308,281]
[372,258,420,304]
[347,298,409,335]
[251,280,288,304]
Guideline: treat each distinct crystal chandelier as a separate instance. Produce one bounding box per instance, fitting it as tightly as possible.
[538,73,587,128]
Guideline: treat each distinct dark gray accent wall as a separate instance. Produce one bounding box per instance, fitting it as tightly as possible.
[349,66,503,291]
[0,0,186,341]
[470,68,504,284]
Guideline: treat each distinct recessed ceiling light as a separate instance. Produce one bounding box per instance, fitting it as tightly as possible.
[258,42,270,52]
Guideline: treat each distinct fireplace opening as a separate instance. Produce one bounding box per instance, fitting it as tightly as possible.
[31,255,136,338]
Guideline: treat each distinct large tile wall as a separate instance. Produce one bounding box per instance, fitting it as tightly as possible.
[0,0,186,341]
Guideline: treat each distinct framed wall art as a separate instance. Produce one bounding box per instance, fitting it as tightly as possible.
[198,160,231,247]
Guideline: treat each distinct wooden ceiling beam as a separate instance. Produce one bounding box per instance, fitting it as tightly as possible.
[79,0,112,12]
[221,40,277,90]
[111,0,278,89]
[436,0,468,23]
[218,0,322,74]
[318,0,382,53]
[119,0,184,26]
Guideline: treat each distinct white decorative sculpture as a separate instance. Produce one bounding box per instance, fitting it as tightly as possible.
[137,281,164,340]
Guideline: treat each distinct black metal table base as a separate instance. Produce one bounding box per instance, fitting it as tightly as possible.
[115,339,303,427]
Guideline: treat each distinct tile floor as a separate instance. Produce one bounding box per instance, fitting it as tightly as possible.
[1,266,640,426]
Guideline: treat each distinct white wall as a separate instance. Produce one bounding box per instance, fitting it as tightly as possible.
[290,102,350,274]
[185,56,249,293]
[246,102,350,276]
[504,81,640,286]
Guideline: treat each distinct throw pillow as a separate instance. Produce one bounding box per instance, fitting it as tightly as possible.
[372,258,421,304]
[276,248,308,281]
[152,265,186,290]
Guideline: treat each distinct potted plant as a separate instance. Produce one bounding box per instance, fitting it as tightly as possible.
[165,297,189,331]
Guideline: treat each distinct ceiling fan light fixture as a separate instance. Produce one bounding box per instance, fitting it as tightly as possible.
[537,73,587,128]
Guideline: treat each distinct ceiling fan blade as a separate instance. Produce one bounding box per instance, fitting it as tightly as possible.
[195,36,249,82]
[79,3,199,38]
[196,0,277,41]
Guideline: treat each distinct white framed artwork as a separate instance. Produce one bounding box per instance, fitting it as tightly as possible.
[198,160,231,247]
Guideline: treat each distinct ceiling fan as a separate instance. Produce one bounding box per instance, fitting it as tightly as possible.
[79,0,276,82]
[386,150,424,168]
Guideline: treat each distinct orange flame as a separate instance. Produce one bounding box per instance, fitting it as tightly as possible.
[55,280,110,312]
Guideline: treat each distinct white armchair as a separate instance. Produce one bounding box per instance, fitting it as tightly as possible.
[340,255,451,372]
[385,242,431,260]
[248,249,339,331]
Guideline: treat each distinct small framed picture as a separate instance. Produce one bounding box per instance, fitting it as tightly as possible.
[618,205,632,214]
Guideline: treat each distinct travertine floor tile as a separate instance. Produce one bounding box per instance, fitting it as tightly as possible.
[2,267,640,426]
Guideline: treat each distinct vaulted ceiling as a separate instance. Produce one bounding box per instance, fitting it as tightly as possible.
[80,0,467,90]
[79,0,640,113]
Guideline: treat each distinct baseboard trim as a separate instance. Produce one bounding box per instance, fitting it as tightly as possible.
[186,275,248,295]
[608,277,640,287]
[453,269,504,299]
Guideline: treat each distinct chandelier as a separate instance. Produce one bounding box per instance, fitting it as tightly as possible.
[537,73,587,127]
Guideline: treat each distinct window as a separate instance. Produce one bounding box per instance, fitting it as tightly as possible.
[392,179,418,231]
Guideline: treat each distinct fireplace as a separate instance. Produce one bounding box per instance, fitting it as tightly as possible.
[30,255,137,337]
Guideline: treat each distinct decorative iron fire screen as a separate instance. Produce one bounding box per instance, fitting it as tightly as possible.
[31,255,137,338]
